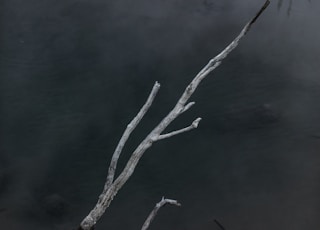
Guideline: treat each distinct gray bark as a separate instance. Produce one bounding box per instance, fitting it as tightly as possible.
[79,1,270,229]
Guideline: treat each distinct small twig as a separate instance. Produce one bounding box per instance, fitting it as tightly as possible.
[249,0,270,26]
[156,118,202,141]
[214,219,226,230]
[181,102,196,113]
[141,197,181,230]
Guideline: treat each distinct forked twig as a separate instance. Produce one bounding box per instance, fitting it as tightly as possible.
[104,82,160,191]
[141,197,181,230]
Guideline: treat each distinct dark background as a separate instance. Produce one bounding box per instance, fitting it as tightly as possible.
[1,0,320,229]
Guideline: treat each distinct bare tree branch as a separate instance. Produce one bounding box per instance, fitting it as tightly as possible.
[155,117,202,141]
[79,1,270,229]
[141,197,181,230]
[104,81,160,191]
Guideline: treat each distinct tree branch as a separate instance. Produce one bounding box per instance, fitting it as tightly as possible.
[79,1,270,229]
[141,197,181,230]
[155,117,202,141]
[104,81,160,191]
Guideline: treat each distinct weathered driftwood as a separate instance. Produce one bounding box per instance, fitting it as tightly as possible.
[79,1,270,229]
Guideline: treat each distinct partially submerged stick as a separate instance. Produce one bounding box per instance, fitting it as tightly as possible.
[79,1,270,229]
[141,197,181,230]
[214,219,226,230]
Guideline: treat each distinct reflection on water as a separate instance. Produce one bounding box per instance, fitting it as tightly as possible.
[1,0,320,229]
[278,0,312,16]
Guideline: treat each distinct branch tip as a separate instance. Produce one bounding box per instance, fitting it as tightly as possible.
[249,0,270,26]
[156,117,202,141]
[192,117,202,128]
[142,197,181,230]
[181,101,196,113]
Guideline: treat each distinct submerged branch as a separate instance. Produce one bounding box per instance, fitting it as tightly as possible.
[141,197,181,230]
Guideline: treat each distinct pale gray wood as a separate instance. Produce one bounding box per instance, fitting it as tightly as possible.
[79,1,270,229]
[141,197,181,230]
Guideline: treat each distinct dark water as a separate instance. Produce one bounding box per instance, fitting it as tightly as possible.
[1,0,320,229]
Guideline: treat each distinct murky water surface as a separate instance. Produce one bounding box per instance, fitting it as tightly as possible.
[1,1,320,229]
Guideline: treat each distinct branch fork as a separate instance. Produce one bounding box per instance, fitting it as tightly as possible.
[79,1,270,229]
[156,117,202,141]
